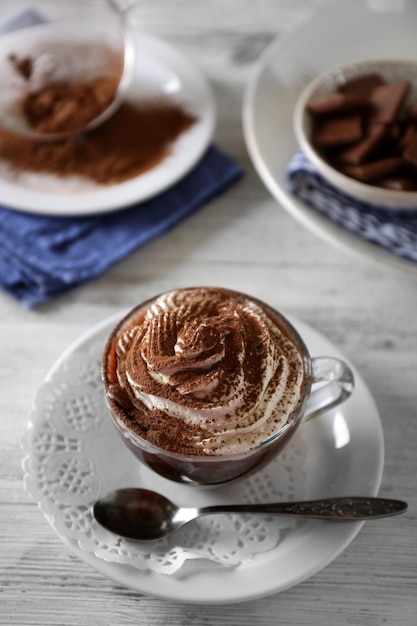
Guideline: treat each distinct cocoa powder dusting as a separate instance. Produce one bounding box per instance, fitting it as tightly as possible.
[0,81,196,184]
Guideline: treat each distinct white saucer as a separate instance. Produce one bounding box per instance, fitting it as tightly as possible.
[0,31,216,216]
[243,0,417,274]
[21,311,384,604]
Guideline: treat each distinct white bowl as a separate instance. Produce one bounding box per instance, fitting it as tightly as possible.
[293,59,417,210]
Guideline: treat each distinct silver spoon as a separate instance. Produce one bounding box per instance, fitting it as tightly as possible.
[92,488,408,541]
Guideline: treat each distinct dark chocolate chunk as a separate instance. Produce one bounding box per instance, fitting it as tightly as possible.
[368,80,410,123]
[410,102,417,121]
[339,157,404,182]
[312,114,363,149]
[306,92,369,115]
[340,73,386,97]
[395,122,417,152]
[333,124,388,165]
[403,133,417,171]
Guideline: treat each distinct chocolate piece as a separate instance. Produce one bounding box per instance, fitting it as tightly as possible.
[333,124,388,165]
[306,92,369,115]
[312,114,363,149]
[368,80,410,123]
[395,122,417,152]
[410,102,417,121]
[387,123,402,145]
[403,133,417,171]
[340,73,386,97]
[339,157,404,182]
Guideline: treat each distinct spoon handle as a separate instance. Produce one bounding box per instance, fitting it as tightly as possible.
[199,497,407,521]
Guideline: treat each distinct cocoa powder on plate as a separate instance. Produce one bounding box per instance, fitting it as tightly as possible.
[0,82,197,184]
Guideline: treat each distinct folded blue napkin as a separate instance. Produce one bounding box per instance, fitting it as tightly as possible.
[287,150,417,264]
[0,146,243,307]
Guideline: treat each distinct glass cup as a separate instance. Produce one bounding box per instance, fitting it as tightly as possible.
[102,288,355,485]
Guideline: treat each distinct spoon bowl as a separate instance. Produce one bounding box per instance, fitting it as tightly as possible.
[92,488,408,542]
[0,0,136,141]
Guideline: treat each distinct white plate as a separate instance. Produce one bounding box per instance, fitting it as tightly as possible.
[0,31,216,216]
[22,311,384,604]
[243,0,417,274]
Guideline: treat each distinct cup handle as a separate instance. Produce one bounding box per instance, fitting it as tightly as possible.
[302,357,355,422]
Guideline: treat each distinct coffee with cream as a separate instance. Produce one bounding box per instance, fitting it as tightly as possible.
[104,287,306,458]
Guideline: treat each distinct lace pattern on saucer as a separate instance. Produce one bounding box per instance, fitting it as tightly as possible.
[22,325,308,576]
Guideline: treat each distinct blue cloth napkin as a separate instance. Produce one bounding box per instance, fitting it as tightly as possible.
[287,150,417,264]
[0,146,243,307]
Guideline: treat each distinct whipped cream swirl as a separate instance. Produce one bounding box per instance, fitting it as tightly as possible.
[108,288,306,455]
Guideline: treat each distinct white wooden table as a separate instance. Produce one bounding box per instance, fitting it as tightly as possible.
[1,1,416,624]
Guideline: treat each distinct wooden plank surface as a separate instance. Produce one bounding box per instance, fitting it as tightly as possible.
[0,1,416,624]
